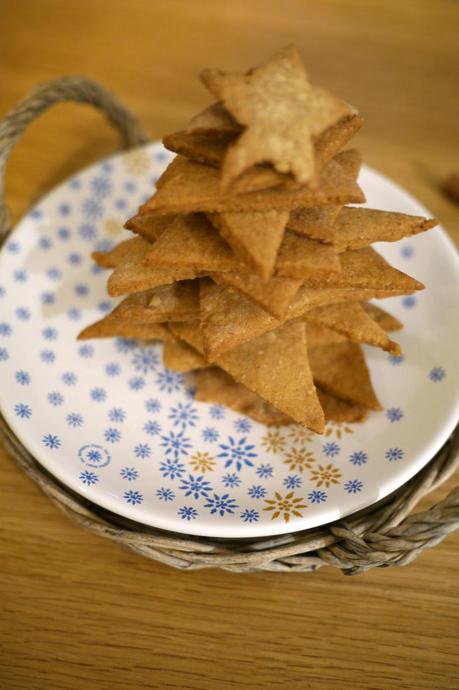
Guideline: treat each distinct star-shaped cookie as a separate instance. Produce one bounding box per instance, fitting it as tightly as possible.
[201,46,353,188]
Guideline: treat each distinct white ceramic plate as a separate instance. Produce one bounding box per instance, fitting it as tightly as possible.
[0,142,458,538]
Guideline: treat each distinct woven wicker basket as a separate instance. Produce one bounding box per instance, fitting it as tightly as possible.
[1,77,458,574]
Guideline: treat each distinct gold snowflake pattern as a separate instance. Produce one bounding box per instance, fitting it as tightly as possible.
[288,425,315,445]
[324,421,355,439]
[310,463,342,488]
[189,451,216,474]
[283,446,315,473]
[261,429,286,453]
[121,149,150,176]
[263,491,307,523]
[103,217,124,237]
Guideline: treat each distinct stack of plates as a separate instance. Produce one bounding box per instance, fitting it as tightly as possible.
[0,143,458,539]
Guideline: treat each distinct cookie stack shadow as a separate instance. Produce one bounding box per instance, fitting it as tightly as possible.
[79,47,436,433]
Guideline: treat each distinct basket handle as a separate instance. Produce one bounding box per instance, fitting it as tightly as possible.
[0,75,150,238]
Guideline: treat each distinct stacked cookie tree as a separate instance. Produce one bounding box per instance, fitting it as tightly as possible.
[80,47,436,434]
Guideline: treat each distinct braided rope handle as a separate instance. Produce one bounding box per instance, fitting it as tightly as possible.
[0,77,457,573]
[0,75,150,237]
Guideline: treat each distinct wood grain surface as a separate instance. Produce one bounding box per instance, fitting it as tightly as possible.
[1,1,458,688]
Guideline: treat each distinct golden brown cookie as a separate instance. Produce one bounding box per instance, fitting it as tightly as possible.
[200,46,353,188]
[108,281,199,323]
[308,341,382,410]
[170,320,325,431]
[140,150,364,215]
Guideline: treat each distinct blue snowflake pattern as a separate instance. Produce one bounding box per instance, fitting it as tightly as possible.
[46,267,61,281]
[90,387,107,402]
[0,286,5,298]
[90,175,113,198]
[178,506,198,521]
[67,308,81,321]
[179,474,213,499]
[120,467,139,481]
[156,487,175,501]
[124,181,136,193]
[143,420,161,436]
[169,402,199,430]
[115,198,126,210]
[43,434,61,449]
[209,405,225,420]
[42,327,58,341]
[14,269,27,282]
[349,450,368,466]
[323,441,341,457]
[256,464,274,479]
[156,369,184,394]
[69,177,81,189]
[80,471,98,486]
[15,370,30,385]
[41,291,55,305]
[0,347,9,361]
[94,238,114,252]
[108,407,125,423]
[134,443,151,459]
[91,264,103,275]
[67,413,83,427]
[62,371,77,386]
[124,490,143,505]
[104,427,121,443]
[240,509,259,523]
[283,475,303,490]
[131,348,159,373]
[205,493,238,517]
[0,322,11,336]
[67,252,82,265]
[86,449,102,463]
[344,479,364,494]
[31,208,43,220]
[105,362,120,377]
[82,197,103,221]
[402,295,417,309]
[16,307,30,321]
[308,490,328,504]
[115,337,136,354]
[14,403,32,419]
[218,436,257,471]
[161,430,192,458]
[48,391,64,406]
[222,473,242,488]
[7,240,20,253]
[129,376,145,391]
[385,447,404,462]
[160,458,186,480]
[202,427,219,443]
[74,283,89,297]
[58,228,70,241]
[37,231,51,247]
[78,344,94,358]
[98,300,112,314]
[388,354,404,366]
[401,245,414,258]
[247,485,267,499]
[145,398,161,414]
[185,385,196,400]
[386,407,404,423]
[234,418,252,434]
[59,203,71,216]
[430,366,446,383]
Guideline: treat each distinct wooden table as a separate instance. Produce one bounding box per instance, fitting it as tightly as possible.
[1,1,458,688]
